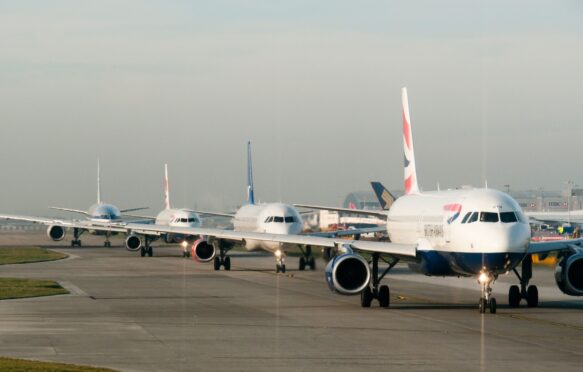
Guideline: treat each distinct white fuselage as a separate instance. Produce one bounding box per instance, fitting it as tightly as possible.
[386,188,531,276]
[233,203,303,252]
[155,208,202,243]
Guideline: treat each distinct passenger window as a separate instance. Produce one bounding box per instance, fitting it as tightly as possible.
[500,212,517,223]
[274,217,284,223]
[461,212,472,224]
[285,216,295,223]
[480,212,499,223]
[468,212,478,223]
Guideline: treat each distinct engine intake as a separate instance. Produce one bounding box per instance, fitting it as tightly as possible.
[125,234,142,252]
[47,225,66,241]
[555,253,583,296]
[191,239,216,262]
[325,249,371,295]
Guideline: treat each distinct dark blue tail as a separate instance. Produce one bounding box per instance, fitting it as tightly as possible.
[370,181,395,210]
[247,141,255,205]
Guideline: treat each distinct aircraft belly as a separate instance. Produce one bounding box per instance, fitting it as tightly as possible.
[415,250,525,277]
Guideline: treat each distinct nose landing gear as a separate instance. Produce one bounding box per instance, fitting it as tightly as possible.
[275,250,286,273]
[478,270,497,314]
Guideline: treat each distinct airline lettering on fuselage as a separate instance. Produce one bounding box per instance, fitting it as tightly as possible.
[424,224,444,238]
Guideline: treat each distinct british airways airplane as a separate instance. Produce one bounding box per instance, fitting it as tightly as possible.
[118,88,583,314]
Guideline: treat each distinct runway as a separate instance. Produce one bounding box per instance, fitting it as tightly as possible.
[1,232,583,371]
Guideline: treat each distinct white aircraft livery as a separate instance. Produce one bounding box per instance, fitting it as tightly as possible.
[112,88,583,314]
[123,164,202,257]
[0,160,148,247]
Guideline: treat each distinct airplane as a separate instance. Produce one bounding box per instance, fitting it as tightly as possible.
[106,88,583,314]
[122,164,203,257]
[0,160,148,247]
[370,181,396,210]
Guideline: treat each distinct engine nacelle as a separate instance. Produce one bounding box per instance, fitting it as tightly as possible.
[555,253,583,296]
[191,239,216,262]
[325,248,371,295]
[125,234,142,252]
[47,225,66,241]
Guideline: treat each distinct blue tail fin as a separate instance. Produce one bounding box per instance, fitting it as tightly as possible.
[370,181,395,210]
[247,141,255,205]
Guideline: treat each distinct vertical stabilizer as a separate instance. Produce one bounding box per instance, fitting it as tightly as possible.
[97,158,102,204]
[370,181,395,210]
[402,87,420,195]
[247,141,255,205]
[164,164,171,210]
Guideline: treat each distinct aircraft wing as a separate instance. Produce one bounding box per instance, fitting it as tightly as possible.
[528,238,583,255]
[294,204,388,219]
[185,210,235,218]
[119,207,149,213]
[308,226,387,238]
[121,223,416,260]
[0,214,129,233]
[49,207,90,216]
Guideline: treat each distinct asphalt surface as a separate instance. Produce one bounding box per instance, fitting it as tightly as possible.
[1,232,583,371]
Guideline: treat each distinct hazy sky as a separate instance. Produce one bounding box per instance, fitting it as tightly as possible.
[1,1,582,214]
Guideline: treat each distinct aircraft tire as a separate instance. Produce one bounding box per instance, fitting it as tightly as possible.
[378,285,390,308]
[213,257,221,271]
[224,256,231,271]
[526,285,539,307]
[489,298,497,314]
[360,287,372,308]
[508,285,521,307]
[299,257,306,271]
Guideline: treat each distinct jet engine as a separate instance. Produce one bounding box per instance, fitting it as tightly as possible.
[47,225,66,241]
[191,239,216,262]
[555,252,583,296]
[125,234,142,252]
[325,246,371,295]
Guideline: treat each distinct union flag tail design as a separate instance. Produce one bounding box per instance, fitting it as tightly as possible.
[164,164,171,210]
[402,87,420,195]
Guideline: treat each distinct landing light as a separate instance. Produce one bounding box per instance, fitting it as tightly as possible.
[478,272,490,284]
[275,250,282,258]
[181,241,188,248]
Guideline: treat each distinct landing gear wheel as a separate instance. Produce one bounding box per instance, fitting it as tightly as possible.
[378,285,390,308]
[140,247,146,257]
[104,241,112,248]
[224,256,231,271]
[479,298,487,314]
[526,285,539,308]
[508,285,521,308]
[360,287,373,308]
[308,256,316,270]
[214,257,221,271]
[281,264,286,274]
[147,246,153,257]
[299,257,306,271]
[489,298,497,314]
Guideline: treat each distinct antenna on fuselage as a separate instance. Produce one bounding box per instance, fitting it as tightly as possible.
[164,164,171,210]
[247,141,255,205]
[97,158,102,204]
[485,179,488,189]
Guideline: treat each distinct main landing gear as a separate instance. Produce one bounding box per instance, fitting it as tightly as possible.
[509,255,539,308]
[298,245,316,271]
[71,228,83,247]
[478,271,497,314]
[104,232,112,248]
[140,237,153,257]
[275,250,286,274]
[213,245,231,271]
[361,253,398,308]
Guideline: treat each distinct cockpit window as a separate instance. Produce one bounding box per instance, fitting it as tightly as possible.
[467,212,479,223]
[273,217,284,223]
[284,216,295,223]
[480,212,499,223]
[500,212,517,223]
[264,216,273,223]
[187,218,198,223]
[461,212,472,224]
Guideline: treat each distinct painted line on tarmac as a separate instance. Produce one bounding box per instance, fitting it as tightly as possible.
[59,281,89,297]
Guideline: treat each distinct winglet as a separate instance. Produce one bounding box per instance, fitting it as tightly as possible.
[164,164,171,210]
[247,141,255,205]
[370,181,395,210]
[97,158,102,204]
[402,87,420,195]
